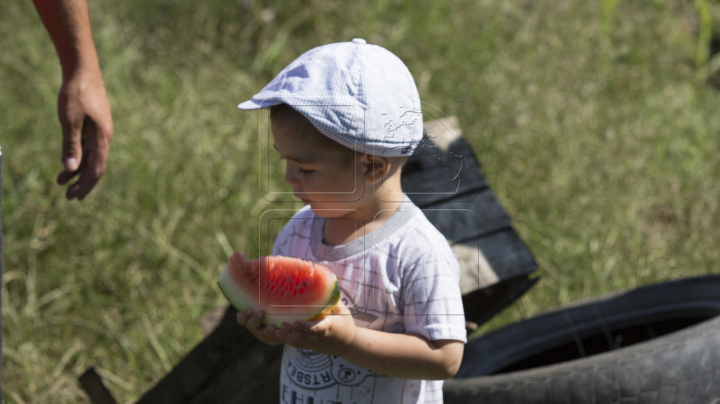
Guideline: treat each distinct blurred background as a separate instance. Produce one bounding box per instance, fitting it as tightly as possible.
[1,0,720,402]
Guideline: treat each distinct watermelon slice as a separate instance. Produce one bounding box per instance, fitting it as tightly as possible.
[217,253,340,328]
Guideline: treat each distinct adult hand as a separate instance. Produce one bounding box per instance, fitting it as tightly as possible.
[32,0,114,200]
[56,67,113,200]
[276,301,357,356]
[236,309,284,346]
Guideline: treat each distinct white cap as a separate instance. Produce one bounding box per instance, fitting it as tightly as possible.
[238,39,423,157]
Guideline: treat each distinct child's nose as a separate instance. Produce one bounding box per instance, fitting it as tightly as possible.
[284,166,301,186]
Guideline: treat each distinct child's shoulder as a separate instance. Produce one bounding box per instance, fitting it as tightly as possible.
[388,204,463,291]
[387,203,456,260]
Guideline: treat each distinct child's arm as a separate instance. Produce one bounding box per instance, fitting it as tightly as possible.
[275,301,464,380]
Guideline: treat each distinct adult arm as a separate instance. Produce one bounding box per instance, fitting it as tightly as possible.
[32,0,113,200]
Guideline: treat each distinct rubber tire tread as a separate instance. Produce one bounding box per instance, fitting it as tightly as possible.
[444,275,720,404]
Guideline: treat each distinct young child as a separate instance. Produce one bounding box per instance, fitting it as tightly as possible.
[236,38,466,404]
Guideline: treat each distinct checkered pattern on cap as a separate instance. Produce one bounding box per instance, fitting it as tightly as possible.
[238,39,423,157]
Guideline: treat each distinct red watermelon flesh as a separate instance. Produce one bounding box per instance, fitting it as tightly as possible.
[217,253,340,328]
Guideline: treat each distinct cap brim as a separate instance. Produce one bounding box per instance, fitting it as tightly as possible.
[237,98,284,110]
[237,99,262,110]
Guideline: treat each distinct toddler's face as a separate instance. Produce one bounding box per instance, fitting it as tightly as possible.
[271,109,365,215]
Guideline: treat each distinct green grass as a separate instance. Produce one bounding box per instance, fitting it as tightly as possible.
[1,0,720,402]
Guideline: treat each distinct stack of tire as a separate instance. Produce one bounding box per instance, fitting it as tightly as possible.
[444,275,720,404]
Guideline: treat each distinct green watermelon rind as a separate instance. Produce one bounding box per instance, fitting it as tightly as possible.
[216,259,341,328]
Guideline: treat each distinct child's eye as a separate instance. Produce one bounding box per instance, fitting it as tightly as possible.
[299,168,314,174]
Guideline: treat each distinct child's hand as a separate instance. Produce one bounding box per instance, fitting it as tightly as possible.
[236,309,283,346]
[276,300,357,356]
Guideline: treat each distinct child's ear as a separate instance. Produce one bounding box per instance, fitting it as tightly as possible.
[362,154,391,185]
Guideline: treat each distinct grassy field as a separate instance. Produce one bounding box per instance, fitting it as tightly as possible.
[1,0,720,402]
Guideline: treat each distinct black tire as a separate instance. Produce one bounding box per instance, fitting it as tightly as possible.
[444,275,720,404]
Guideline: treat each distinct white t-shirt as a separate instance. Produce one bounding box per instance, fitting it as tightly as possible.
[274,197,467,404]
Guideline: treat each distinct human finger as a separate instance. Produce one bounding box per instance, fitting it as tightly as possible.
[276,329,306,348]
[56,122,82,186]
[292,319,323,332]
[333,300,353,315]
[245,310,267,331]
[57,169,79,185]
[63,137,88,199]
[67,118,111,200]
[58,100,83,175]
[281,321,321,342]
[262,324,279,339]
[236,309,254,326]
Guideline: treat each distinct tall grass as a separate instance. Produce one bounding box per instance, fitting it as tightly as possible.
[1,0,719,402]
